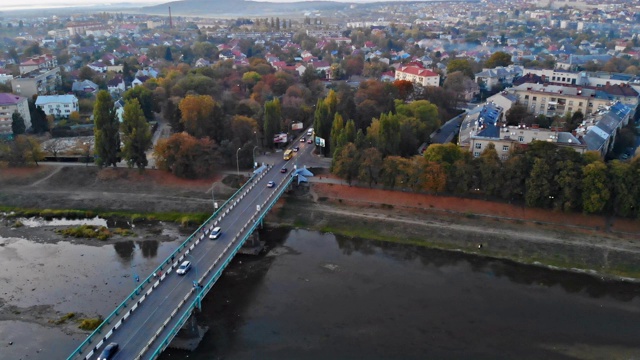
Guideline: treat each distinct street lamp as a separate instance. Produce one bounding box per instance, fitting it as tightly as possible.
[211,182,219,210]
[236,147,241,177]
[252,145,259,169]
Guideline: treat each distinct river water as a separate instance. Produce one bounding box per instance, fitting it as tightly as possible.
[2,227,640,359]
[160,228,640,360]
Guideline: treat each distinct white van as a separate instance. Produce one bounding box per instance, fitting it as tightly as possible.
[209,227,222,239]
[307,128,313,136]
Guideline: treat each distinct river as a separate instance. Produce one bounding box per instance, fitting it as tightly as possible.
[2,226,640,359]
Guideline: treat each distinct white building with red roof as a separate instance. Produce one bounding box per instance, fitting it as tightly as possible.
[395,65,440,87]
[19,54,57,75]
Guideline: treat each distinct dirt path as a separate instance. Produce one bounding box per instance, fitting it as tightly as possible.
[29,165,63,187]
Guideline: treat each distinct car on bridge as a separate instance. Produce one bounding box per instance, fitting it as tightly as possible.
[209,227,221,239]
[280,167,287,173]
[267,181,275,188]
[98,342,119,360]
[176,261,192,275]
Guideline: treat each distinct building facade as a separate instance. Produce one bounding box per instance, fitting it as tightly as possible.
[11,67,61,98]
[19,54,57,75]
[0,93,32,135]
[35,95,79,118]
[395,66,440,87]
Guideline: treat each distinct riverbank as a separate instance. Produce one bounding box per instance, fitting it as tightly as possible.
[2,166,640,280]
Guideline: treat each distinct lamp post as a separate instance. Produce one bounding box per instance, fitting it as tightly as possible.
[252,145,259,169]
[236,147,241,177]
[211,182,219,210]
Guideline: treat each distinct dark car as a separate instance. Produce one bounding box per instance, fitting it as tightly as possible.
[98,343,119,360]
[280,167,287,173]
[293,146,299,152]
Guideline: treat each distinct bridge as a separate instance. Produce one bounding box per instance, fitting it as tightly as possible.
[67,135,315,360]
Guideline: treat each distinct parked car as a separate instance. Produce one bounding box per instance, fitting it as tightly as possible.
[177,261,191,275]
[98,343,119,360]
[280,167,287,173]
[209,227,221,239]
[267,181,275,188]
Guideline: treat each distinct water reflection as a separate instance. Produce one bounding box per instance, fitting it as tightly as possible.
[113,240,135,263]
[138,239,159,258]
[335,234,640,303]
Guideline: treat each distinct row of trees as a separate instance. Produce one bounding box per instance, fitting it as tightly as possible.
[332,141,640,217]
[93,90,152,169]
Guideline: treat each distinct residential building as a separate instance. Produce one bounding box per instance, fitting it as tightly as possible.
[71,79,99,94]
[575,102,632,157]
[507,83,613,117]
[35,95,79,118]
[66,22,103,36]
[11,67,61,98]
[107,76,126,94]
[88,61,108,73]
[395,65,440,87]
[0,93,31,136]
[19,54,57,75]
[474,65,523,90]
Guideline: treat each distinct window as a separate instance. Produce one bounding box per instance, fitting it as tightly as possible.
[579,102,583,107]
[502,145,509,152]
[532,96,537,101]
[518,136,524,142]
[524,95,529,100]
[474,151,480,157]
[475,143,482,149]
[501,155,508,160]
[568,100,573,106]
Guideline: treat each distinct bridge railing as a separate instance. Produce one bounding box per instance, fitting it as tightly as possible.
[66,167,272,360]
[144,174,295,360]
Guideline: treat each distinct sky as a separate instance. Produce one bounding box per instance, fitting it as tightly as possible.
[3,0,164,12]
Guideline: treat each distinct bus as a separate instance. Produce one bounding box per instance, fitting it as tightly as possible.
[283,149,294,160]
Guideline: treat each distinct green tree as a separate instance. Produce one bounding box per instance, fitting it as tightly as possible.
[525,158,554,208]
[581,161,610,214]
[446,59,474,78]
[263,98,282,148]
[121,99,152,170]
[93,90,121,167]
[164,47,173,61]
[378,112,401,156]
[11,112,26,135]
[330,113,344,156]
[124,86,156,121]
[484,51,512,68]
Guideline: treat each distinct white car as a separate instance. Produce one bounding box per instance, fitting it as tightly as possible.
[176,261,191,275]
[209,227,221,239]
[267,181,275,188]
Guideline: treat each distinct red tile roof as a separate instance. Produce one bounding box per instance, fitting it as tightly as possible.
[398,66,438,77]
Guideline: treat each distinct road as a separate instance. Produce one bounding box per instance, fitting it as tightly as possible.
[78,131,318,360]
[430,110,467,144]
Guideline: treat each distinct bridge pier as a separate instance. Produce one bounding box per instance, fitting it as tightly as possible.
[168,312,209,352]
[238,231,265,255]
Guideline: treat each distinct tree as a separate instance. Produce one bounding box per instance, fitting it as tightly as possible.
[124,86,156,121]
[164,47,173,61]
[93,90,121,167]
[446,59,474,78]
[121,99,152,170]
[154,132,217,178]
[5,135,43,167]
[332,142,360,185]
[330,113,344,156]
[29,100,48,134]
[231,115,258,145]
[263,98,282,148]
[505,103,533,126]
[79,66,95,81]
[581,161,610,214]
[393,80,414,101]
[358,147,383,187]
[179,94,216,139]
[11,112,26,135]
[484,51,513,68]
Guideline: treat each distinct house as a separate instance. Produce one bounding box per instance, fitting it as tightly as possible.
[474,65,523,91]
[107,76,126,94]
[135,67,158,79]
[195,58,211,68]
[132,76,149,87]
[88,61,107,73]
[19,54,57,75]
[71,79,99,94]
[0,93,31,136]
[395,65,440,87]
[35,95,79,118]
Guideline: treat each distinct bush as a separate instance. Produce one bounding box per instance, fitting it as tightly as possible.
[55,225,112,240]
[78,316,103,330]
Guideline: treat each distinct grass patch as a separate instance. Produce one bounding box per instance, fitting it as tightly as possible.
[112,228,134,236]
[56,225,111,240]
[50,312,75,325]
[0,206,209,227]
[78,316,103,331]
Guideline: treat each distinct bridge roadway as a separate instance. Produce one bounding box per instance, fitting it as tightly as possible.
[70,134,315,360]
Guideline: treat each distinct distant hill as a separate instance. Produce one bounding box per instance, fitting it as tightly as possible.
[141,0,352,17]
